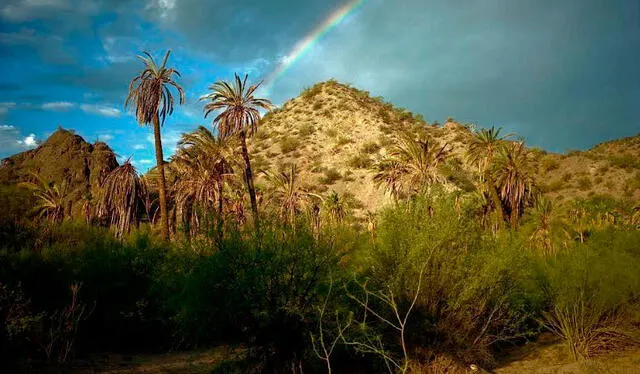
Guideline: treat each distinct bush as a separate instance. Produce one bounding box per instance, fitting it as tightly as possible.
[539,230,640,359]
[360,141,380,154]
[299,123,315,137]
[576,176,593,191]
[348,154,372,169]
[280,137,300,154]
[319,168,342,185]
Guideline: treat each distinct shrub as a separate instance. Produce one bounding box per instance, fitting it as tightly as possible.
[325,128,338,138]
[348,154,372,169]
[335,136,352,147]
[608,154,640,170]
[576,176,593,191]
[280,137,300,154]
[542,157,560,172]
[360,141,380,154]
[539,230,640,359]
[299,123,315,137]
[319,168,342,185]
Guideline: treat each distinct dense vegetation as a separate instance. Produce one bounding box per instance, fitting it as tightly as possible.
[1,53,639,372]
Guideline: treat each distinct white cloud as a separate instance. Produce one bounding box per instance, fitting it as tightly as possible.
[80,103,121,118]
[0,102,16,115]
[1,124,38,157]
[41,101,75,111]
[133,144,146,150]
[146,0,176,20]
[138,158,154,165]
[18,133,37,147]
[98,134,114,142]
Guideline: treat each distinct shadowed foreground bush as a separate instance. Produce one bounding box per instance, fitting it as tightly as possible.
[1,193,639,373]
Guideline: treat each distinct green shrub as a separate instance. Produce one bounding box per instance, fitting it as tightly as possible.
[280,137,300,154]
[542,157,560,172]
[325,128,338,138]
[299,123,315,137]
[608,154,640,170]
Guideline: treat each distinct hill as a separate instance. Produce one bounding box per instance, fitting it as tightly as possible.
[249,80,640,212]
[0,127,118,217]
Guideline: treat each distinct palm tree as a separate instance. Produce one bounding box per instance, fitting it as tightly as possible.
[171,126,238,238]
[324,191,348,224]
[530,196,554,255]
[466,126,511,228]
[97,161,147,238]
[493,141,535,228]
[19,173,69,223]
[263,163,320,227]
[373,133,449,198]
[201,73,273,227]
[125,50,185,240]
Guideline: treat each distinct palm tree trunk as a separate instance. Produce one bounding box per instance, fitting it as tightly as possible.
[152,114,170,241]
[240,131,259,228]
[217,181,224,246]
[486,174,504,231]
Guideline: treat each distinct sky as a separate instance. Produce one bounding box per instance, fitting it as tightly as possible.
[1,0,639,170]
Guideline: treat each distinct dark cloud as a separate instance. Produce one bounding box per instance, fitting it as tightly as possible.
[141,0,351,63]
[270,0,640,151]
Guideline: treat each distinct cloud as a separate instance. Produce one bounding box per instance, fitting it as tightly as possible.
[141,0,350,63]
[41,101,75,111]
[0,102,16,115]
[97,133,114,141]
[18,133,37,147]
[80,104,121,118]
[0,28,77,65]
[0,124,37,157]
[137,158,153,165]
[133,144,145,150]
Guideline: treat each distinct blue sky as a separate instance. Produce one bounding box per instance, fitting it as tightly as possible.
[1,0,639,170]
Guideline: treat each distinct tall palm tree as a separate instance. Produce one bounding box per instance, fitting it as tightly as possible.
[493,141,535,228]
[373,133,449,198]
[466,126,511,228]
[263,163,320,227]
[19,173,69,223]
[125,50,185,240]
[171,126,238,238]
[97,161,147,238]
[201,73,273,227]
[324,191,349,224]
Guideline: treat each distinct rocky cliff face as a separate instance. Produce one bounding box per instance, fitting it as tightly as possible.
[0,128,119,217]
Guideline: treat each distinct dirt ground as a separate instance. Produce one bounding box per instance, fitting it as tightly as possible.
[67,337,640,373]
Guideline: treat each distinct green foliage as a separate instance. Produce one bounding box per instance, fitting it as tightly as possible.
[576,176,593,191]
[280,136,300,154]
[608,154,640,170]
[299,123,316,137]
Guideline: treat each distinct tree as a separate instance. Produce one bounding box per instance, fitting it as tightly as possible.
[172,126,238,239]
[467,126,511,230]
[201,73,273,228]
[493,141,535,228]
[125,50,185,240]
[263,163,320,227]
[374,133,449,199]
[19,173,69,223]
[97,161,147,238]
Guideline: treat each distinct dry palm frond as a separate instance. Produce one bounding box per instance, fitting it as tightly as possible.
[97,161,147,238]
[19,173,70,223]
[125,50,185,126]
[262,163,320,226]
[374,133,449,199]
[493,141,535,228]
[171,127,239,236]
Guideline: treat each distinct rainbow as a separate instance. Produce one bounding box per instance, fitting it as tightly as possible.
[263,0,366,89]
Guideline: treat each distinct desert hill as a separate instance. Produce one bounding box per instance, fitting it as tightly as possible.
[249,80,640,212]
[0,128,118,216]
